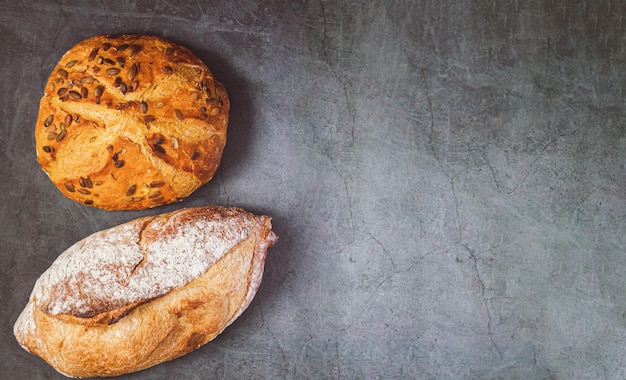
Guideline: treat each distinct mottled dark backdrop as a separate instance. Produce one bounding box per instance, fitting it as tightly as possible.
[1,1,625,379]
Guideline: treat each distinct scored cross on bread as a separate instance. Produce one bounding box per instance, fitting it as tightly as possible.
[35,34,229,210]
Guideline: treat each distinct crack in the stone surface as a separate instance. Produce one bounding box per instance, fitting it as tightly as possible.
[464,243,503,359]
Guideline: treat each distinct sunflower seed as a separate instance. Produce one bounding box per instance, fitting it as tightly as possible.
[128,81,138,92]
[210,107,220,115]
[144,115,156,123]
[65,60,77,68]
[148,190,161,198]
[103,58,115,65]
[191,150,200,160]
[80,76,94,83]
[155,102,165,108]
[190,92,199,102]
[79,177,86,187]
[42,145,53,153]
[116,57,125,67]
[45,124,57,133]
[102,42,111,51]
[130,196,144,202]
[84,177,93,188]
[116,43,130,51]
[97,56,103,64]
[174,109,184,120]
[84,199,93,205]
[64,114,72,126]
[77,188,91,195]
[59,94,69,102]
[163,66,173,74]
[64,182,75,192]
[165,47,174,55]
[92,66,100,73]
[128,63,138,81]
[171,137,179,149]
[56,129,66,142]
[81,87,88,98]
[150,181,165,187]
[46,132,57,140]
[44,115,54,127]
[57,68,68,79]
[139,101,148,113]
[69,90,81,99]
[94,85,104,97]
[130,44,143,56]
[111,152,118,162]
[126,184,137,196]
[88,48,99,61]
[118,83,127,94]
[57,88,68,96]
[151,197,165,203]
[54,77,64,85]
[107,67,121,75]
[114,77,122,87]
[114,160,125,168]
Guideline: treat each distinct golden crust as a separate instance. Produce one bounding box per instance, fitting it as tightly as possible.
[35,34,229,210]
[14,206,277,377]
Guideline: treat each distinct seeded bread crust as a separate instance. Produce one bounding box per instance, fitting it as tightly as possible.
[13,206,277,378]
[35,34,229,210]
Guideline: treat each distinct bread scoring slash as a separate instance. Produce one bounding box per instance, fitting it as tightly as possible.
[14,206,277,378]
[35,34,230,210]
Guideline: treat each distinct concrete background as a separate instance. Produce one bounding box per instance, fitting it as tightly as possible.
[1,1,625,379]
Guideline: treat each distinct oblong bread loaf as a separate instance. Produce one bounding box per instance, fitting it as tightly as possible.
[14,206,277,378]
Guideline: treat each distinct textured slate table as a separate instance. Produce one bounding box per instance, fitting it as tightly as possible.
[1,1,625,379]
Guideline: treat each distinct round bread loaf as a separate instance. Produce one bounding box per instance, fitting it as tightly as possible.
[14,206,277,378]
[35,34,229,210]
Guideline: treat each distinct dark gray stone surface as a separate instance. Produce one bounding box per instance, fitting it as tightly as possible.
[1,1,625,378]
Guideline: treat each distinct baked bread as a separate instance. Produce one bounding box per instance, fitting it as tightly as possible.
[14,206,277,378]
[35,34,229,210]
